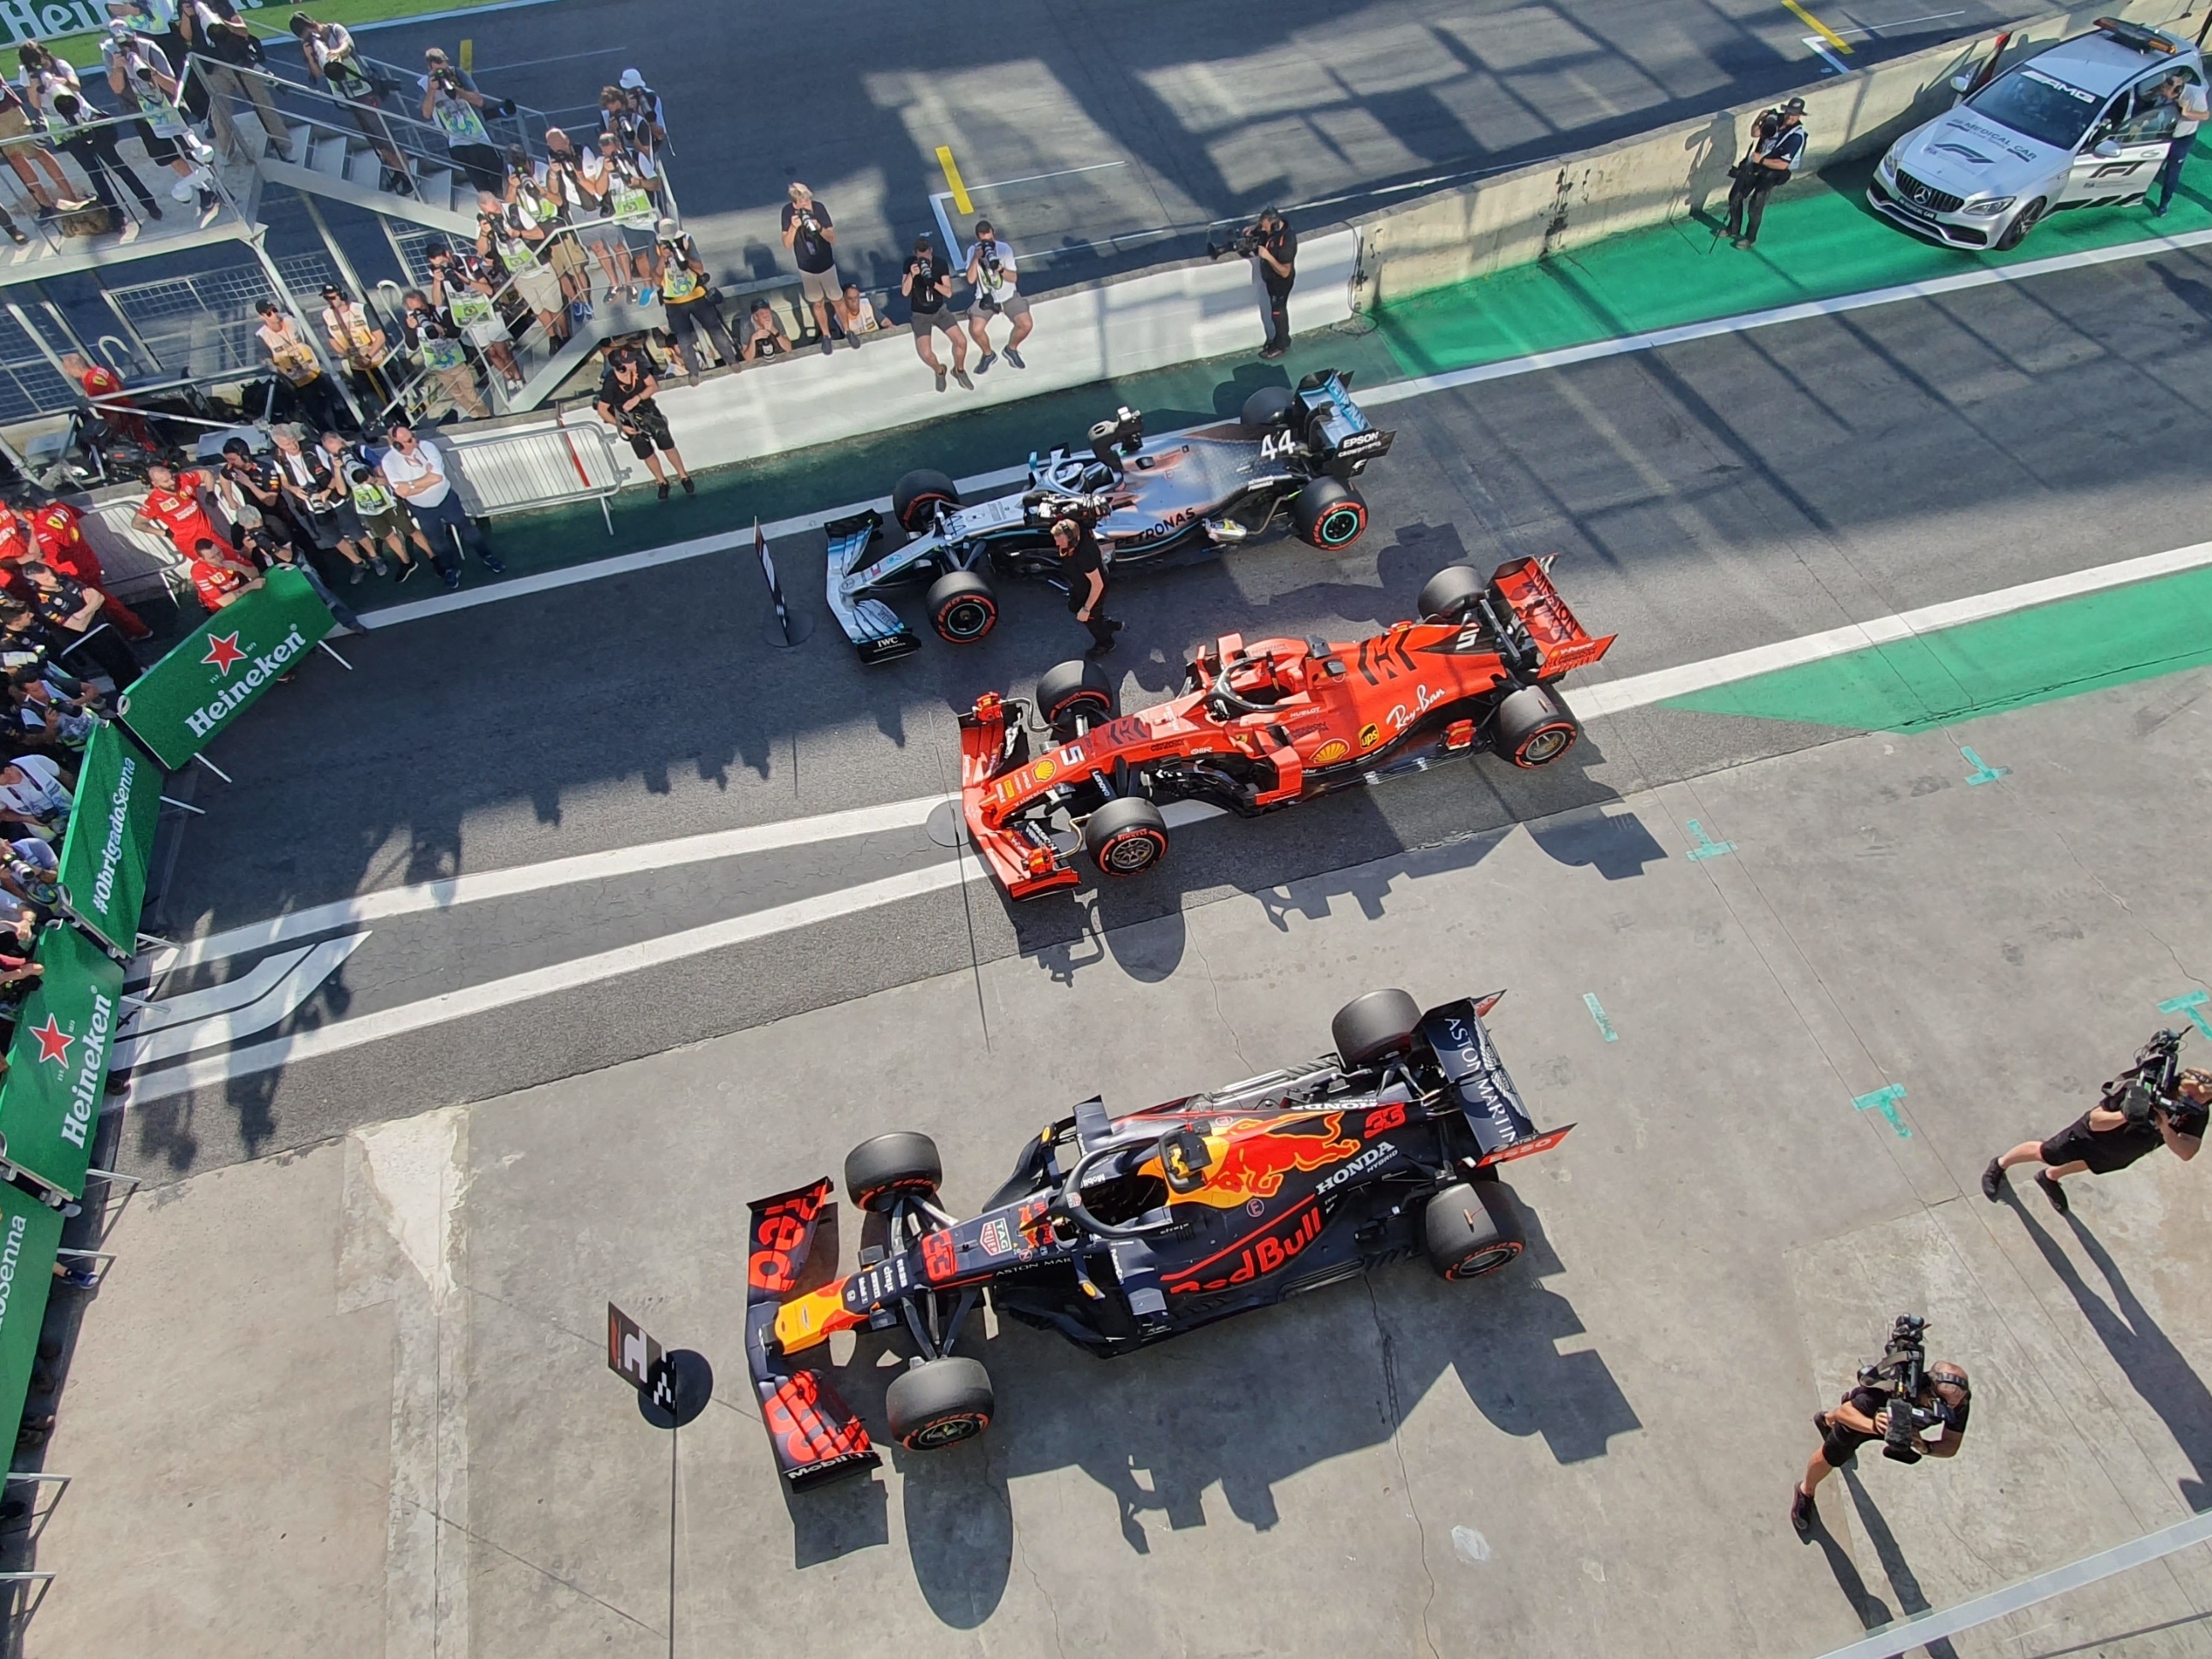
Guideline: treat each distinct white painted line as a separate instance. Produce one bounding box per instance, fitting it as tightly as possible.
[1561,537,2212,719]
[121,944,312,1034]
[123,861,986,1106]
[116,935,368,1069]
[1804,35,1853,74]
[154,792,950,973]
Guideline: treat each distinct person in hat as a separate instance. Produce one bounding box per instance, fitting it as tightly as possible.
[616,68,665,148]
[1725,97,1807,249]
[652,219,734,380]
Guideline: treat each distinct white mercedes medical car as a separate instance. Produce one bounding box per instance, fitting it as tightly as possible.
[1870,17,2203,251]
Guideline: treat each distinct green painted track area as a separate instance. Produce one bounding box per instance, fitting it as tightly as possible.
[1664,563,2212,733]
[1375,157,2212,376]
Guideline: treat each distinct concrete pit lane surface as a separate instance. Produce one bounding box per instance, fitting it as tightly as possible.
[22,193,2212,1656]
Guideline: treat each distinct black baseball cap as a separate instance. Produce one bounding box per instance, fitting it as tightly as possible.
[1781,97,1807,114]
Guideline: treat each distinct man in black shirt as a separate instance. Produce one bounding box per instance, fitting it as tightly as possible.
[595,345,692,500]
[13,562,139,687]
[1983,1067,2208,1213]
[1050,517,1120,657]
[901,236,972,393]
[1252,208,1297,360]
[1726,97,1805,249]
[1792,1361,1970,1539]
[781,183,840,354]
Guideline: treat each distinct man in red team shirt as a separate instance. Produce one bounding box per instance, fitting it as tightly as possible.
[186,537,261,612]
[134,462,237,568]
[13,491,148,638]
[61,352,151,449]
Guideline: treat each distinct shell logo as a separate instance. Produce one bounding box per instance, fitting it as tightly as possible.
[1032,758,1057,783]
[1311,738,1351,766]
[1359,723,1382,750]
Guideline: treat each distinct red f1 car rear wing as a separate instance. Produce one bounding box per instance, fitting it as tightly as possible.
[744,1180,881,1490]
[1490,557,1614,680]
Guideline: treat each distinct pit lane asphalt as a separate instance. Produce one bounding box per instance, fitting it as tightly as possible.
[118,235,2212,1179]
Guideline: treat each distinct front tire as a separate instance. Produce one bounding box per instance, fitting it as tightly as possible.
[1292,478,1367,549]
[925,568,997,644]
[1494,684,1579,769]
[892,468,961,532]
[887,1356,995,1451]
[1083,796,1168,877]
[1036,657,1116,741]
[1332,988,1422,1067]
[1424,1181,1525,1281]
[1995,196,2045,253]
[844,1132,942,1213]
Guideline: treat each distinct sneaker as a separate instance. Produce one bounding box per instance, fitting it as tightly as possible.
[395,561,417,584]
[681,475,695,497]
[198,190,220,222]
[2152,202,2170,218]
[635,286,657,306]
[569,299,591,324]
[1789,1486,1815,1542]
[2036,1171,2070,1215]
[846,330,861,348]
[1004,347,1025,369]
[1258,345,1285,360]
[934,368,948,392]
[441,570,461,591]
[1980,1158,2004,1202]
[974,351,996,375]
[479,555,506,574]
[169,176,194,203]
[819,337,832,356]
[348,565,364,585]
[371,556,389,577]
[657,480,670,501]
[952,369,973,390]
[57,1265,95,1289]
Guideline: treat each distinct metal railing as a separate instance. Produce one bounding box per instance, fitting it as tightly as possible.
[449,420,624,532]
[104,255,340,382]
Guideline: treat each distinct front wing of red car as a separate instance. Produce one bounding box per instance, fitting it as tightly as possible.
[744,1180,881,1490]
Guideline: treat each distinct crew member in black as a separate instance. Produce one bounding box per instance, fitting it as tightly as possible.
[1983,1067,2208,1213]
[13,562,140,687]
[593,344,692,500]
[1252,207,1297,359]
[1725,96,1806,249]
[1791,1361,1970,1540]
[1050,517,1120,657]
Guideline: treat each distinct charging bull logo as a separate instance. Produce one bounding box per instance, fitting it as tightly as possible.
[1179,1114,1360,1210]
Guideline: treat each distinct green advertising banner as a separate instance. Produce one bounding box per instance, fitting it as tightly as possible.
[0,925,124,1199]
[0,1183,60,1454]
[117,567,336,770]
[54,722,163,959]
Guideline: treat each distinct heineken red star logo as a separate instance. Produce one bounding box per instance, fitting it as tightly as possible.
[201,632,247,675]
[28,1014,70,1067]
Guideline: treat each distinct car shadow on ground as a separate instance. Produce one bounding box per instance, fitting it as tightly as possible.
[785,1190,1636,1628]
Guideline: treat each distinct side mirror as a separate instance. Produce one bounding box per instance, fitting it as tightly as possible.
[2094,139,2122,158]
[1949,71,1974,93]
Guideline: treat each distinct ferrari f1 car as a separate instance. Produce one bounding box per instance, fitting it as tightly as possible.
[743,988,1573,1487]
[823,371,1394,663]
[957,556,1614,901]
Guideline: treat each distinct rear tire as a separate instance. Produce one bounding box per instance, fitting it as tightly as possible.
[1292,477,1367,549]
[892,468,961,532]
[1995,196,2044,252]
[1036,657,1116,741]
[1332,988,1422,1067]
[886,1356,995,1451]
[1083,796,1168,877]
[1424,1181,1525,1281]
[1240,385,1296,432]
[1494,684,1579,769]
[844,1132,942,1213]
[1416,563,1486,623]
[925,568,997,644]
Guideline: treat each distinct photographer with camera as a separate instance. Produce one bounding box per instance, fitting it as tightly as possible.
[1792,1315,1969,1540]
[594,343,692,502]
[1213,208,1298,359]
[780,183,841,356]
[1983,1032,2207,1214]
[1725,97,1805,250]
[177,0,292,166]
[290,12,412,194]
[419,46,511,195]
[964,217,1031,372]
[901,235,971,392]
[100,17,218,219]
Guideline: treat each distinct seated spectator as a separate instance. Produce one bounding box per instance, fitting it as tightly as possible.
[59,351,151,449]
[187,535,260,610]
[0,752,70,839]
[741,299,793,363]
[833,283,886,346]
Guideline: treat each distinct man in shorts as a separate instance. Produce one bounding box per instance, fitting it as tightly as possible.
[653,220,735,380]
[1983,1067,2209,1212]
[268,426,378,581]
[901,235,971,392]
[595,345,692,501]
[346,455,433,578]
[780,183,839,354]
[964,217,1032,372]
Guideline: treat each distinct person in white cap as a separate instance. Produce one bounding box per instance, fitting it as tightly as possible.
[652,218,735,380]
[616,68,666,149]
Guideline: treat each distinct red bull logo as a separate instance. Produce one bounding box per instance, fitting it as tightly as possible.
[1180,1114,1360,1210]
[1165,1196,1327,1293]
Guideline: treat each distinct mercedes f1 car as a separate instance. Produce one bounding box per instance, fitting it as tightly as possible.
[743,988,1573,1488]
[956,556,1614,901]
[823,371,1394,663]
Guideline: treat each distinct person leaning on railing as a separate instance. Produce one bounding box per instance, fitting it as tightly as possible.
[288,10,413,195]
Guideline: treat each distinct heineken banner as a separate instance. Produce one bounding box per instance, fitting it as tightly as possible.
[0,924,124,1199]
[117,568,336,770]
[0,1183,60,1454]
[55,721,162,958]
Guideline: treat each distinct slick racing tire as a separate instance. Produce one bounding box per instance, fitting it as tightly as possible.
[887,1356,995,1452]
[1332,988,1422,1067]
[1240,384,1296,432]
[892,468,961,532]
[1417,563,1487,624]
[1293,478,1367,549]
[1424,1181,1525,1281]
[1995,196,2045,253]
[1084,796,1169,877]
[1036,657,1117,741]
[845,1132,943,1212]
[1494,684,1579,770]
[925,568,998,644]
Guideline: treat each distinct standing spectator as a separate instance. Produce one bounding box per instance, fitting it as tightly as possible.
[15,562,139,687]
[420,47,508,194]
[289,12,412,193]
[598,82,658,175]
[593,131,658,300]
[2151,69,2208,217]
[15,488,149,638]
[434,241,525,399]
[100,18,217,217]
[740,299,792,363]
[652,221,734,380]
[901,235,971,392]
[211,435,300,564]
[134,460,234,563]
[256,298,353,432]
[964,218,1032,372]
[345,457,431,577]
[19,44,161,233]
[398,288,488,419]
[378,423,502,589]
[321,285,393,409]
[781,183,840,354]
[1725,98,1805,250]
[616,68,665,148]
[511,158,589,323]
[595,345,691,500]
[476,191,566,346]
[268,425,379,580]
[58,351,152,449]
[536,128,601,318]
[832,282,885,345]
[176,0,292,164]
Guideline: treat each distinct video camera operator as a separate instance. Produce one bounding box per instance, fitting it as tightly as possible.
[1214,208,1297,359]
[1983,1032,2208,1213]
[1725,96,1805,250]
[1792,1315,1969,1540]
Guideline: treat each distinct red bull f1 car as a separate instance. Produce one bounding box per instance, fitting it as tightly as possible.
[744,988,1573,1488]
[958,556,1614,901]
[822,371,1394,663]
